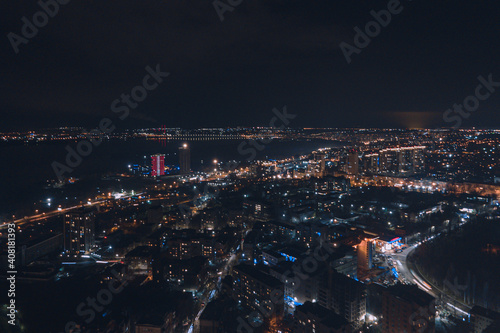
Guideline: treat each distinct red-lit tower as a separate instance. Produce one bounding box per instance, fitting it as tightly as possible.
[151,154,165,177]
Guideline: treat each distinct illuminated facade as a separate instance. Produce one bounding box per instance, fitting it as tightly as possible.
[374,236,403,253]
[63,207,95,255]
[357,238,374,275]
[346,151,359,176]
[318,268,367,328]
[233,263,284,318]
[363,153,379,174]
[179,143,191,175]
[379,146,426,176]
[151,154,165,177]
[313,151,326,177]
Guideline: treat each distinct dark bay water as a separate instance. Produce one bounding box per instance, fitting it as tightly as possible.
[0,139,341,217]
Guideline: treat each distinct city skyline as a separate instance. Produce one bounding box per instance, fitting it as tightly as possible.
[1,126,499,332]
[1,1,499,333]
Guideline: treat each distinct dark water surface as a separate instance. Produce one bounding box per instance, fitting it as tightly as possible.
[0,139,341,217]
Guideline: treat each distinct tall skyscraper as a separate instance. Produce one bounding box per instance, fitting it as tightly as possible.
[346,151,359,176]
[411,146,426,174]
[313,152,326,177]
[318,267,367,328]
[362,153,379,174]
[357,238,374,277]
[380,148,398,174]
[179,143,191,175]
[151,154,165,177]
[64,207,95,255]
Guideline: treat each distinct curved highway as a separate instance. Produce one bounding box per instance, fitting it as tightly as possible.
[393,241,471,317]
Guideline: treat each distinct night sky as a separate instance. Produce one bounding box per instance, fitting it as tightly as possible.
[1,0,499,130]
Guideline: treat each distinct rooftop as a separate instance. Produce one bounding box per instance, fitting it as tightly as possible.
[470,305,500,320]
[234,263,283,289]
[386,284,435,307]
[297,301,349,329]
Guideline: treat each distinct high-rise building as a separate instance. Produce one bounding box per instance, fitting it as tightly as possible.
[313,152,326,177]
[346,151,359,176]
[318,268,367,328]
[357,238,374,276]
[411,147,426,174]
[379,148,398,174]
[151,154,165,177]
[64,207,95,255]
[362,153,379,174]
[379,146,426,176]
[179,143,191,175]
[382,284,435,333]
[233,263,284,319]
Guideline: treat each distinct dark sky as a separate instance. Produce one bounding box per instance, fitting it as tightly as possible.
[1,0,499,130]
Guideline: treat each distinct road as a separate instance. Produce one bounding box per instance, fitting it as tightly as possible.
[0,200,107,229]
[0,193,193,230]
[187,253,239,333]
[393,241,471,317]
[187,230,250,333]
[1,167,238,231]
